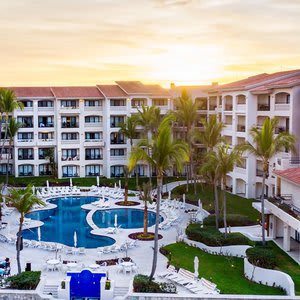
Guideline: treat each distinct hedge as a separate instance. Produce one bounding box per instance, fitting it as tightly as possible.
[133,274,176,293]
[7,271,41,290]
[246,246,277,269]
[203,214,257,227]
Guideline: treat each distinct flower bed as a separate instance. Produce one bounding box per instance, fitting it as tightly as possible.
[128,232,163,241]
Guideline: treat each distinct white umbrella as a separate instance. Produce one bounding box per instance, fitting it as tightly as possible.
[183,194,186,204]
[46,180,49,191]
[119,180,121,189]
[194,256,199,278]
[168,191,171,200]
[70,178,73,188]
[198,199,202,210]
[96,176,99,187]
[74,231,77,248]
[114,182,117,190]
[114,214,118,228]
[37,226,41,242]
[32,185,35,195]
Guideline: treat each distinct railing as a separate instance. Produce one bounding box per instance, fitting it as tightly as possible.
[18,172,34,176]
[61,123,79,128]
[60,106,79,109]
[268,196,300,220]
[17,139,34,143]
[84,106,103,111]
[39,171,53,176]
[275,103,290,111]
[61,139,79,144]
[224,105,233,111]
[39,123,54,128]
[110,140,126,144]
[18,156,34,160]
[256,169,264,177]
[62,173,79,177]
[38,106,54,111]
[61,156,80,161]
[257,104,270,111]
[85,155,103,160]
[38,139,54,142]
[290,158,300,165]
[110,155,127,160]
[85,122,102,127]
[110,106,126,111]
[110,123,123,128]
[85,139,103,143]
[21,123,33,128]
[86,172,100,176]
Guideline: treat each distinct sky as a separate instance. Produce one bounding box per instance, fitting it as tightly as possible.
[0,0,300,87]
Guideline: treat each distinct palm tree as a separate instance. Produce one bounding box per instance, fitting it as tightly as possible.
[44,148,57,178]
[0,89,23,159]
[238,117,296,245]
[213,145,243,237]
[6,118,22,185]
[6,185,45,274]
[196,114,225,228]
[139,182,153,237]
[173,89,198,193]
[128,114,189,280]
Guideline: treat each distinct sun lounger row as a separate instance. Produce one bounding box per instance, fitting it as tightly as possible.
[91,199,111,208]
[161,199,185,210]
[37,186,81,199]
[97,240,138,255]
[159,210,181,230]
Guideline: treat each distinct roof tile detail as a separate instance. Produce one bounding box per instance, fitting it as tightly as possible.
[97,85,128,97]
[274,168,300,186]
[51,86,104,98]
[8,87,54,98]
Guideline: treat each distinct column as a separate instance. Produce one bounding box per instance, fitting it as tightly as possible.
[270,215,277,239]
[283,224,291,252]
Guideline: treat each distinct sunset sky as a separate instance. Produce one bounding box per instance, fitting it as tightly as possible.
[1,0,300,87]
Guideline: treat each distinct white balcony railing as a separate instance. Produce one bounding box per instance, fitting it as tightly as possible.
[275,103,290,111]
[84,122,103,127]
[61,139,79,144]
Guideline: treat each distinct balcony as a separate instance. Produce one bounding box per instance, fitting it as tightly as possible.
[61,139,79,144]
[85,122,102,128]
[85,155,103,160]
[18,155,34,160]
[61,122,79,128]
[21,123,33,128]
[275,126,287,134]
[256,169,264,177]
[237,125,246,132]
[110,155,127,161]
[39,123,54,128]
[275,103,290,111]
[84,139,104,147]
[84,106,103,111]
[258,104,270,111]
[196,105,207,111]
[61,156,80,161]
[224,105,233,111]
[18,172,33,177]
[86,172,100,176]
[38,106,54,112]
[209,105,217,111]
[39,170,53,176]
[110,106,126,112]
[110,139,126,145]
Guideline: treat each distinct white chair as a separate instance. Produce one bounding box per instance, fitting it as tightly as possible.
[78,247,85,255]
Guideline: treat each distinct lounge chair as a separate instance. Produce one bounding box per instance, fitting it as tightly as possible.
[78,247,85,255]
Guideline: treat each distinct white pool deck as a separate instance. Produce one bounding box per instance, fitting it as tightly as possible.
[0,181,267,297]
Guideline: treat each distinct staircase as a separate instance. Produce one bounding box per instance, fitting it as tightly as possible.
[113,286,129,300]
[43,283,59,298]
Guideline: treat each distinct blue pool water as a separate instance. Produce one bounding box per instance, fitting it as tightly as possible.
[22,196,115,248]
[93,208,162,229]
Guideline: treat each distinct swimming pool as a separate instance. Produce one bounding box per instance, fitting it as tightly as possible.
[92,208,162,229]
[22,196,115,248]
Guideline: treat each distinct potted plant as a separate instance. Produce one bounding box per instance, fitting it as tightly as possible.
[105,280,111,290]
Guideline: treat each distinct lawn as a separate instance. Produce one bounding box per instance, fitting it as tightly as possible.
[162,242,285,295]
[172,183,260,222]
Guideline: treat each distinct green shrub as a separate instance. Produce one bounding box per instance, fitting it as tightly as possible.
[246,246,277,269]
[7,271,41,290]
[186,224,253,246]
[105,280,111,290]
[159,282,177,293]
[203,214,257,227]
[133,274,161,293]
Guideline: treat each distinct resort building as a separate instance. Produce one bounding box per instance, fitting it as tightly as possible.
[2,69,300,201]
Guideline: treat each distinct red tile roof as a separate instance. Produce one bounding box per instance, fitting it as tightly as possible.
[274,168,300,186]
[145,84,170,97]
[97,85,128,98]
[8,87,54,98]
[51,86,104,98]
[116,81,150,94]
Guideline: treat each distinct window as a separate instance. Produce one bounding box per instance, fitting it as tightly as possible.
[18,132,33,140]
[111,165,124,177]
[38,100,53,107]
[18,148,34,160]
[39,164,52,176]
[62,133,78,140]
[18,165,33,176]
[61,100,78,108]
[85,100,101,107]
[86,165,101,176]
[0,164,12,175]
[110,99,126,106]
[20,100,33,108]
[85,132,102,140]
[85,116,101,123]
[152,98,168,106]
[110,132,125,144]
[110,116,125,128]
[85,148,102,160]
[17,116,33,128]
[131,98,146,107]
[38,132,54,140]
[61,116,78,128]
[38,148,49,159]
[111,149,125,156]
[62,166,79,177]
[38,116,54,127]
[62,149,78,160]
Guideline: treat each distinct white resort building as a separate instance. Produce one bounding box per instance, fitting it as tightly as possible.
[2,69,300,201]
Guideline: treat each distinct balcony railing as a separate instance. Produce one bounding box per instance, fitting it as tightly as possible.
[39,123,54,128]
[256,169,264,177]
[19,172,33,176]
[209,105,217,111]
[197,105,207,110]
[86,172,100,176]
[61,156,80,161]
[268,196,300,221]
[39,171,53,176]
[258,104,270,111]
[237,125,246,132]
[225,105,233,111]
[110,140,125,144]
[85,155,103,160]
[61,123,79,128]
[21,123,33,128]
[18,155,34,160]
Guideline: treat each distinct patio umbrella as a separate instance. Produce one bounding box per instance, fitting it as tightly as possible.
[96,176,99,187]
[183,194,186,205]
[32,185,35,195]
[198,199,202,210]
[70,178,73,188]
[46,180,49,191]
[114,182,117,190]
[114,214,118,228]
[37,226,41,242]
[194,256,199,278]
[119,180,121,189]
[168,191,171,200]
[74,231,77,248]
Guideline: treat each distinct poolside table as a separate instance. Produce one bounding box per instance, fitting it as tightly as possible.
[47,259,60,271]
[121,261,134,274]
[67,262,78,271]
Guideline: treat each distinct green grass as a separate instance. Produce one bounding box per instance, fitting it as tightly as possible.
[162,242,285,295]
[268,241,300,295]
[172,183,260,222]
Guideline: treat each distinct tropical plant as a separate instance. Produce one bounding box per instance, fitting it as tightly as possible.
[44,148,57,178]
[6,118,22,185]
[123,166,129,204]
[0,89,23,160]
[238,117,296,245]
[6,185,45,274]
[128,114,189,280]
[208,145,243,236]
[173,90,198,193]
[139,182,153,237]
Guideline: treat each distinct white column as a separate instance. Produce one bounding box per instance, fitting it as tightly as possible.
[270,215,277,239]
[283,224,291,252]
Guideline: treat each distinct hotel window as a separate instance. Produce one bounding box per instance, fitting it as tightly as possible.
[111,149,125,156]
[61,100,78,108]
[61,133,78,140]
[85,132,102,140]
[38,132,54,140]
[131,98,146,107]
[18,165,33,176]
[152,99,167,106]
[85,148,102,160]
[85,100,100,107]
[61,116,78,128]
[38,116,54,127]
[38,148,50,159]
[62,149,78,160]
[85,116,101,123]
[17,116,33,128]
[38,100,53,107]
[86,165,101,176]
[39,164,52,176]
[18,132,33,140]
[18,148,34,160]
[110,99,126,106]
[19,100,33,108]
[62,165,79,177]
[0,164,12,175]
[110,116,125,128]
[110,165,124,177]
[110,132,125,144]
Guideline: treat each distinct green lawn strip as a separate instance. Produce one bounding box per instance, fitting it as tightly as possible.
[162,242,285,295]
[172,184,260,222]
[267,241,300,295]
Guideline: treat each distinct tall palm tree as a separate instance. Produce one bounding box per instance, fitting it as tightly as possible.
[213,145,243,237]
[6,118,22,185]
[139,182,153,237]
[0,89,23,159]
[195,114,225,228]
[128,115,189,280]
[6,185,45,274]
[238,117,296,245]
[44,148,57,178]
[173,89,198,193]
